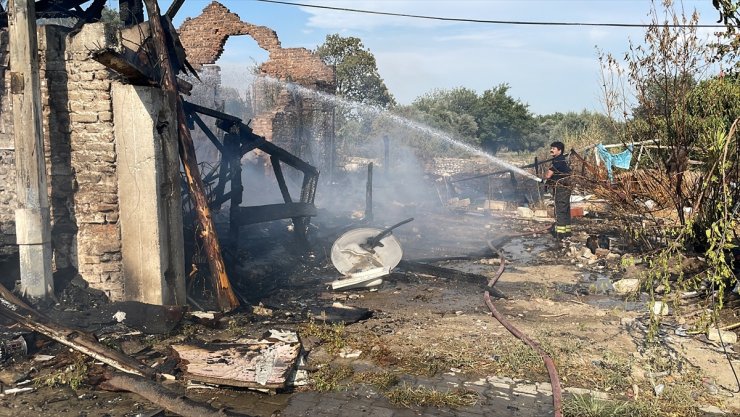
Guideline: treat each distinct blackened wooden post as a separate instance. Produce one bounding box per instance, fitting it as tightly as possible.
[8,0,54,298]
[534,156,539,176]
[142,0,239,312]
[383,135,390,176]
[226,134,242,247]
[365,162,373,222]
[119,0,144,26]
[271,156,293,203]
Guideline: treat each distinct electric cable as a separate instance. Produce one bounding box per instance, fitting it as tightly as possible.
[256,0,727,28]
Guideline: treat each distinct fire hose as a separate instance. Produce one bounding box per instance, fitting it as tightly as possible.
[485,236,563,417]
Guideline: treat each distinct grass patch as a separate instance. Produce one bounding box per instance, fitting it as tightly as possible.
[352,370,400,390]
[299,320,348,355]
[386,384,478,408]
[311,364,355,392]
[563,394,658,417]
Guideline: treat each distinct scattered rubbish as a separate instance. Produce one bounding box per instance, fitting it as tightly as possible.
[338,347,362,358]
[113,311,127,323]
[0,335,28,361]
[307,305,372,325]
[252,303,273,317]
[0,387,34,395]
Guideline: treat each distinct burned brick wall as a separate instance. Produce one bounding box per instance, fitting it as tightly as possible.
[178,1,335,170]
[0,24,124,299]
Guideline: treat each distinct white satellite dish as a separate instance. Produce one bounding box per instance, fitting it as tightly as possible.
[329,227,404,290]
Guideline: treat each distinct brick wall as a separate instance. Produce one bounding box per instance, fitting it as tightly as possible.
[0,24,124,299]
[178,1,335,170]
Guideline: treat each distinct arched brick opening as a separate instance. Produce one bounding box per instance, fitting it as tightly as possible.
[178,2,335,171]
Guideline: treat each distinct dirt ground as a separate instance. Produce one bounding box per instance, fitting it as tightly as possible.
[0,198,738,417]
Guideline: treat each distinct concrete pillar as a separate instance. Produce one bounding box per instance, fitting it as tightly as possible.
[112,84,185,305]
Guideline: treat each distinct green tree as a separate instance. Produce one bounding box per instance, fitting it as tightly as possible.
[410,87,480,144]
[316,34,395,108]
[474,84,536,153]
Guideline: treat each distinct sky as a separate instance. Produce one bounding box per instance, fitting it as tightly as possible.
[149,0,726,115]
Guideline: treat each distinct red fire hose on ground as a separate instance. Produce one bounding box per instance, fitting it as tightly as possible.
[485,235,563,417]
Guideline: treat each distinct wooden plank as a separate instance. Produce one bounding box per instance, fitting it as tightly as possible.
[9,0,54,298]
[235,203,316,225]
[142,0,238,312]
[172,332,301,389]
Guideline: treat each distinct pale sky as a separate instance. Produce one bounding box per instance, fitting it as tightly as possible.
[153,0,726,115]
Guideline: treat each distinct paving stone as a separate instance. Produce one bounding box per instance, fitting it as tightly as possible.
[514,384,538,395]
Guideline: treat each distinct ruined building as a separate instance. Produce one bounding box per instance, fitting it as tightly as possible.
[0,2,334,304]
[178,2,335,170]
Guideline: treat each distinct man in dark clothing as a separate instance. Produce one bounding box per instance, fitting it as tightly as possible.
[544,141,572,240]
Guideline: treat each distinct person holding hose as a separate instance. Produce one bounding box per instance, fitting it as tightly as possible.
[544,141,572,241]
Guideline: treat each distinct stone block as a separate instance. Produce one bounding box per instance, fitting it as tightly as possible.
[484,200,507,211]
[517,207,534,218]
[708,329,737,344]
[613,278,640,294]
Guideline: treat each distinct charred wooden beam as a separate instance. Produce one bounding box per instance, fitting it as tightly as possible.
[34,0,87,18]
[183,101,242,124]
[236,123,318,175]
[119,0,144,26]
[69,0,106,33]
[209,190,232,211]
[102,372,251,417]
[189,111,224,153]
[271,156,293,203]
[0,287,154,377]
[235,203,317,225]
[397,260,507,299]
[143,0,239,312]
[177,77,193,95]
[165,0,185,20]
[171,337,301,390]
[91,48,154,85]
[226,134,243,245]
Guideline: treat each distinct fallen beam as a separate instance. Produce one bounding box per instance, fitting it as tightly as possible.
[102,372,251,417]
[0,287,154,378]
[91,49,154,85]
[235,203,317,225]
[396,260,506,299]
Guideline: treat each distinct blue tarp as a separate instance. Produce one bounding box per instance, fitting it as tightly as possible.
[596,144,634,181]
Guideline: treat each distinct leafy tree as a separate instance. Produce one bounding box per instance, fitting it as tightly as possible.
[410,87,480,144]
[316,34,395,108]
[474,84,536,153]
